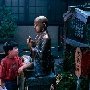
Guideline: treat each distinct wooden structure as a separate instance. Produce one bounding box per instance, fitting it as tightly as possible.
[63,6,90,77]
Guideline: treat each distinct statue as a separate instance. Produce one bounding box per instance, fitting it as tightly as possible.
[27,16,54,77]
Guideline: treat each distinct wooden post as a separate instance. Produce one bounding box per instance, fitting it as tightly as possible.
[75,47,82,90]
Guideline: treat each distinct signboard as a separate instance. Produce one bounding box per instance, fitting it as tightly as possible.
[75,47,82,77]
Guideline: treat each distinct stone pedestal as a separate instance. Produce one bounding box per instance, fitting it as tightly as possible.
[25,73,56,90]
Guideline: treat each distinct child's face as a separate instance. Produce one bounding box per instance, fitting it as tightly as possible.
[8,47,18,57]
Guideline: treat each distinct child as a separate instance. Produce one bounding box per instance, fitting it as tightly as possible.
[0,41,33,90]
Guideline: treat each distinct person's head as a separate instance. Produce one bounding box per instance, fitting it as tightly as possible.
[34,16,48,33]
[3,41,18,57]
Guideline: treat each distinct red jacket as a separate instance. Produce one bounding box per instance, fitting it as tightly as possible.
[0,56,22,81]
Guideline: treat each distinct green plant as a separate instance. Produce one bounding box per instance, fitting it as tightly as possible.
[56,72,89,90]
[56,72,76,90]
[0,7,17,43]
[63,46,75,72]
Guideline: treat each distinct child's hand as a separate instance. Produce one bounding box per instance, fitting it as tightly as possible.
[0,81,6,89]
[18,66,23,74]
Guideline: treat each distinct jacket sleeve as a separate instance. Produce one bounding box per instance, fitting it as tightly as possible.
[17,56,23,67]
[0,60,6,80]
[0,65,2,78]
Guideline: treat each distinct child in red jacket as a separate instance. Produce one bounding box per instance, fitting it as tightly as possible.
[0,41,33,90]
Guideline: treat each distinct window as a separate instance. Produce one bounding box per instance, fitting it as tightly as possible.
[4,0,63,25]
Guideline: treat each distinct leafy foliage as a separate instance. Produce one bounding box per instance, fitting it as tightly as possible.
[63,45,75,72]
[56,72,89,90]
[0,7,17,43]
[56,72,76,90]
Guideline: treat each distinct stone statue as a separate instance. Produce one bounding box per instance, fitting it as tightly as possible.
[27,16,54,77]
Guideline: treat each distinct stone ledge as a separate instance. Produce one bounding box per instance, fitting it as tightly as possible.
[26,73,56,86]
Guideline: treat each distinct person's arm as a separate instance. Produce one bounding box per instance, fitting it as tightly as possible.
[27,36,36,49]
[0,66,2,86]
[0,80,6,89]
[27,36,37,59]
[18,60,33,74]
[0,60,6,81]
[0,60,6,86]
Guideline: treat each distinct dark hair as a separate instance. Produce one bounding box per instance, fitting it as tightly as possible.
[3,41,18,55]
